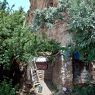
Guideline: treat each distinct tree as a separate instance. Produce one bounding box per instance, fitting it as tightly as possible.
[0,0,26,69]
[66,0,95,62]
[0,0,61,69]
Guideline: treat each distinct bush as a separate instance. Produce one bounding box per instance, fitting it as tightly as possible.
[0,80,16,95]
[72,84,95,95]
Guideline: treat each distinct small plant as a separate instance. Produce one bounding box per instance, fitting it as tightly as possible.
[72,84,95,95]
[0,80,16,95]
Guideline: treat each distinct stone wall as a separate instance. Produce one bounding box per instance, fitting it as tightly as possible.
[44,63,53,80]
[52,54,62,87]
[52,54,73,89]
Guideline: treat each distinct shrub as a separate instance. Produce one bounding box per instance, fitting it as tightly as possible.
[72,84,95,95]
[0,80,16,95]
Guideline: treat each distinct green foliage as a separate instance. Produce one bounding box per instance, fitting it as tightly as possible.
[0,80,16,95]
[60,0,95,62]
[28,0,95,62]
[72,84,95,95]
[32,0,66,31]
[0,0,61,69]
[0,1,26,69]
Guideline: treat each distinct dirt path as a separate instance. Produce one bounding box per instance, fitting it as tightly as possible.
[40,80,52,95]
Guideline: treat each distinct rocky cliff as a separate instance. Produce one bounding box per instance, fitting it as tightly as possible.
[27,0,73,88]
[27,0,72,45]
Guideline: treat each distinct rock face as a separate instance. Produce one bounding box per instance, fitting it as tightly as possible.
[27,0,46,24]
[52,53,73,89]
[27,0,73,88]
[27,0,72,45]
[27,0,58,25]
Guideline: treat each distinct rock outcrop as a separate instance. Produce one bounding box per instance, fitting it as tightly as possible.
[27,0,73,88]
